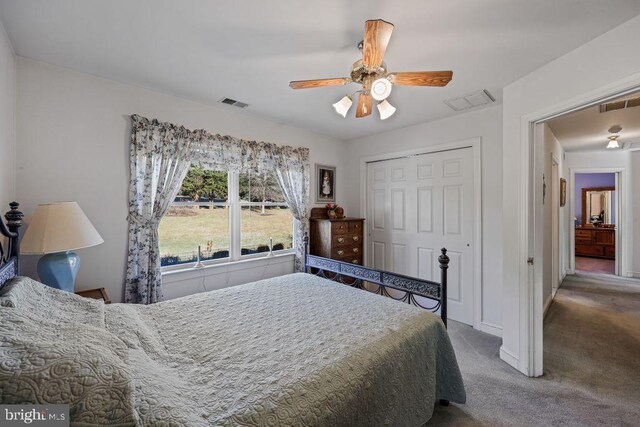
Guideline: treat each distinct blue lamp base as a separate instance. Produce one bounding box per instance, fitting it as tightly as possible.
[37,251,80,292]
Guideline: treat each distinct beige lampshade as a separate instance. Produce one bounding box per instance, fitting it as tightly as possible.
[21,202,104,255]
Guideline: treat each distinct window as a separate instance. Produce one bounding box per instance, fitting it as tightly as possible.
[239,171,293,255]
[159,165,293,268]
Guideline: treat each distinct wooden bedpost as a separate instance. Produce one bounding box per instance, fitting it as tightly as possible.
[4,202,23,273]
[303,232,309,273]
[438,248,449,328]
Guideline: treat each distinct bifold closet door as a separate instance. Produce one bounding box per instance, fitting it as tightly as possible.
[367,147,474,325]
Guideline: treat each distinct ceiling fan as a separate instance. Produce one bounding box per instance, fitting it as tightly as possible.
[289,19,453,120]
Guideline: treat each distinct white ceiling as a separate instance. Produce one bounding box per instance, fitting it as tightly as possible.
[1,0,640,141]
[547,91,640,152]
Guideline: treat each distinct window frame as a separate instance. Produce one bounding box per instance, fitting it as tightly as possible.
[160,170,295,273]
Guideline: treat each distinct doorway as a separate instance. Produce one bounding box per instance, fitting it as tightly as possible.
[573,172,617,276]
[523,86,638,377]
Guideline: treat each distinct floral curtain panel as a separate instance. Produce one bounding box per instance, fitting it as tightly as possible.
[125,116,195,303]
[271,146,310,272]
[126,115,311,303]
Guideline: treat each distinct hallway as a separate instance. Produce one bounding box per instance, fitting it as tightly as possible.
[544,273,640,406]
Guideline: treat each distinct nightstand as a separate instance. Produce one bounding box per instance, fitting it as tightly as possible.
[75,287,111,304]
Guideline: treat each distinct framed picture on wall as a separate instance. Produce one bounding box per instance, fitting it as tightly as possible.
[560,178,567,207]
[315,164,336,203]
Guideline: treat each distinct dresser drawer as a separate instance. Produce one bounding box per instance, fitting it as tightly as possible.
[332,245,361,258]
[594,230,614,245]
[331,221,349,234]
[575,229,592,239]
[576,238,592,246]
[575,244,604,257]
[333,234,361,246]
[349,221,363,233]
[337,254,363,265]
[605,246,615,258]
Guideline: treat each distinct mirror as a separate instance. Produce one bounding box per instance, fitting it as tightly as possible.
[582,187,615,226]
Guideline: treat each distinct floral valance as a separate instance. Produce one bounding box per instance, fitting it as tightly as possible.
[131,114,309,172]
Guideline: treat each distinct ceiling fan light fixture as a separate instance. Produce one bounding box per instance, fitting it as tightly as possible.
[371,77,392,101]
[377,100,396,120]
[332,95,353,117]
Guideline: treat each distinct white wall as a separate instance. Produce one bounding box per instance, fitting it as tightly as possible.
[0,20,15,212]
[344,104,504,335]
[541,124,566,309]
[16,58,347,302]
[501,14,640,374]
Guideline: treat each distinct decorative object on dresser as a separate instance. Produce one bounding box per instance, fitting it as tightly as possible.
[575,226,615,260]
[325,203,345,219]
[75,287,111,304]
[20,202,103,292]
[315,164,336,203]
[309,207,364,266]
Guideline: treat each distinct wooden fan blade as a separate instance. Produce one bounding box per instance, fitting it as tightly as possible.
[289,78,351,89]
[355,93,373,118]
[362,19,394,68]
[388,71,453,86]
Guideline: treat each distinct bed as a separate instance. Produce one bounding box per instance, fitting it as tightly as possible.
[0,202,465,426]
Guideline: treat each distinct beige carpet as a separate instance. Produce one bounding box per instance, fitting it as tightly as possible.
[428,273,640,426]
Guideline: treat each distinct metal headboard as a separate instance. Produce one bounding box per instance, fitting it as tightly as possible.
[303,233,449,327]
[0,202,24,288]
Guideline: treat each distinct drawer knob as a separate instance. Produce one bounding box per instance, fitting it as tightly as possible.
[353,236,359,241]
[338,237,344,243]
[337,250,344,255]
[353,248,359,253]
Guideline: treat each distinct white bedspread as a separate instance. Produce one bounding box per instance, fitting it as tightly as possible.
[0,273,465,426]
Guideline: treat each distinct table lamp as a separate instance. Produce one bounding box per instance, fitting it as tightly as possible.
[20,202,103,292]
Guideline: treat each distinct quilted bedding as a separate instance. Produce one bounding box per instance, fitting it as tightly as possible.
[0,273,465,426]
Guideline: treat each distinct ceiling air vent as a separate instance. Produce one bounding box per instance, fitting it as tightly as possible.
[599,95,640,113]
[218,97,249,108]
[444,89,495,112]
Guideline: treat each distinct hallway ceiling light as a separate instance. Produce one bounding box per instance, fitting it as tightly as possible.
[606,136,620,149]
[606,125,622,149]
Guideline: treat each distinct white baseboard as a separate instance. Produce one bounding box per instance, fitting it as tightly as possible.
[543,294,554,317]
[479,321,502,337]
[500,346,519,370]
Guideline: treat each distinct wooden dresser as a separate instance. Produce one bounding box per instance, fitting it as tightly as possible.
[309,208,365,265]
[575,227,615,259]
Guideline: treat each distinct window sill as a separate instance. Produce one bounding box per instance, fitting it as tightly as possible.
[161,251,295,283]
